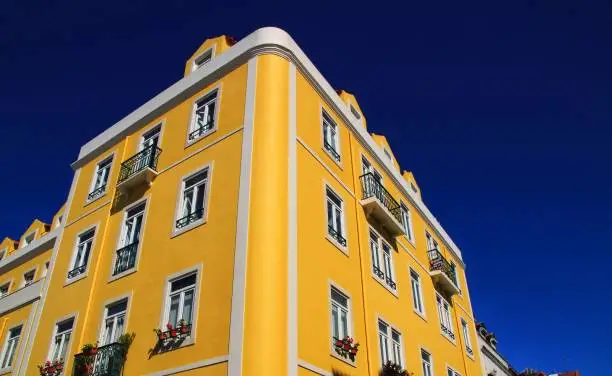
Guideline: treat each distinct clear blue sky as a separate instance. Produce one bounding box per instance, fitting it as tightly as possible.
[1,1,610,374]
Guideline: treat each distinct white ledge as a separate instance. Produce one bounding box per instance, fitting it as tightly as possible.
[0,278,44,315]
[0,229,58,274]
[69,27,464,264]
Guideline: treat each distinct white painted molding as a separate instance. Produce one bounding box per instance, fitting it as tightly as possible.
[143,355,228,376]
[0,278,44,316]
[0,230,58,275]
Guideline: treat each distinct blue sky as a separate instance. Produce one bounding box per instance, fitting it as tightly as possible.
[1,1,610,374]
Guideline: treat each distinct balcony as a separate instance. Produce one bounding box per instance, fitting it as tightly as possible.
[73,343,126,376]
[359,173,405,236]
[116,145,161,193]
[113,242,138,276]
[427,249,460,296]
[67,265,87,279]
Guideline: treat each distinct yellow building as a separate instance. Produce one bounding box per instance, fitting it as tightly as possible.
[0,28,483,376]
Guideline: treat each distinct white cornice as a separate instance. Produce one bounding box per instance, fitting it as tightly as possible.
[0,229,58,274]
[70,27,464,263]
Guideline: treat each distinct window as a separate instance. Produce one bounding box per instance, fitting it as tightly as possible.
[369,231,396,290]
[322,111,341,162]
[54,215,63,229]
[114,203,145,276]
[175,169,209,230]
[326,187,346,247]
[49,318,74,362]
[400,204,414,242]
[22,232,35,248]
[42,261,50,278]
[0,326,21,368]
[0,249,5,261]
[447,368,461,376]
[68,229,95,279]
[100,299,127,345]
[450,261,459,288]
[88,157,113,201]
[421,349,433,376]
[383,148,392,161]
[436,294,455,340]
[426,232,438,251]
[461,319,473,356]
[141,124,161,150]
[410,269,425,315]
[350,104,361,120]
[378,319,402,367]
[188,90,218,142]
[410,182,418,194]
[0,283,9,298]
[165,273,196,331]
[330,287,350,343]
[22,270,35,287]
[362,157,382,182]
[192,49,213,71]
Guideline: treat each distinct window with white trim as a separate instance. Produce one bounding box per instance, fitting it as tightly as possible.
[0,249,5,261]
[369,231,396,290]
[175,169,209,230]
[326,187,346,247]
[400,204,414,242]
[88,156,113,201]
[141,124,161,150]
[436,294,455,340]
[0,326,21,368]
[22,232,35,248]
[165,273,196,331]
[54,215,63,229]
[447,367,461,376]
[330,287,350,343]
[0,283,9,298]
[113,202,145,276]
[421,349,433,376]
[42,261,50,278]
[450,261,459,288]
[410,268,425,315]
[49,318,74,362]
[188,91,218,142]
[100,299,127,346]
[322,111,341,162]
[426,232,438,251]
[192,49,213,71]
[350,104,361,120]
[22,270,35,287]
[378,319,403,367]
[461,319,473,356]
[68,229,95,279]
[383,148,392,161]
[362,157,382,182]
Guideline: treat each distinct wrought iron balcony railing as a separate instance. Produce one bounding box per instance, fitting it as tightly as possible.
[327,226,347,247]
[73,342,126,376]
[324,141,341,162]
[441,323,456,340]
[175,208,205,229]
[385,277,397,290]
[359,173,403,224]
[88,185,107,201]
[372,265,384,279]
[188,120,214,141]
[466,345,473,357]
[113,242,138,276]
[427,249,458,285]
[67,265,87,279]
[117,145,161,185]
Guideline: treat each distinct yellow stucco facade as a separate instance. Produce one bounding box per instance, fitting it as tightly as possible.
[0,28,484,376]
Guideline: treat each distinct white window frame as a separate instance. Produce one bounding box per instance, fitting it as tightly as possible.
[87,154,114,202]
[361,156,383,182]
[54,214,63,229]
[426,231,439,252]
[460,318,473,357]
[447,366,461,376]
[321,109,341,163]
[410,268,426,317]
[349,104,361,120]
[0,248,6,261]
[98,297,129,346]
[21,231,36,248]
[400,203,414,244]
[42,261,50,278]
[163,274,197,330]
[328,282,353,362]
[0,282,10,298]
[0,325,22,370]
[420,348,434,376]
[67,225,97,282]
[191,46,215,72]
[369,229,397,292]
[159,265,202,345]
[186,87,221,145]
[325,185,346,250]
[47,316,75,362]
[172,164,212,236]
[377,317,404,367]
[139,122,163,152]
[109,198,148,281]
[436,293,455,341]
[21,268,36,288]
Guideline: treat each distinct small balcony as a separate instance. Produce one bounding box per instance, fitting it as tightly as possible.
[113,242,138,276]
[427,249,460,296]
[117,145,161,193]
[73,342,126,376]
[359,173,405,236]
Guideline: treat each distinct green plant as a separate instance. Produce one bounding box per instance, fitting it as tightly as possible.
[379,361,412,376]
[81,342,97,355]
[333,336,359,361]
[118,332,136,350]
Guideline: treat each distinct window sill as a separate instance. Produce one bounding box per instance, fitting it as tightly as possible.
[185,128,217,149]
[413,309,427,322]
[322,147,343,170]
[153,336,195,355]
[171,219,207,239]
[371,274,399,298]
[466,350,475,361]
[0,367,12,375]
[326,234,348,256]
[64,272,88,287]
[440,331,457,346]
[84,191,108,207]
[108,268,137,283]
[330,351,357,368]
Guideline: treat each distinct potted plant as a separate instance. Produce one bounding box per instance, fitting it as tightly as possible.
[154,328,167,341]
[178,319,189,335]
[379,361,412,376]
[81,342,98,356]
[37,359,64,376]
[334,336,359,361]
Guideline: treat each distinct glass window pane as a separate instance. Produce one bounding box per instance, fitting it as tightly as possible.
[182,290,194,324]
[168,295,180,327]
[171,274,197,292]
[330,288,347,308]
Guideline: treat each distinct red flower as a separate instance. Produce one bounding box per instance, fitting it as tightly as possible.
[170,330,177,337]
[166,323,173,330]
[335,339,343,347]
